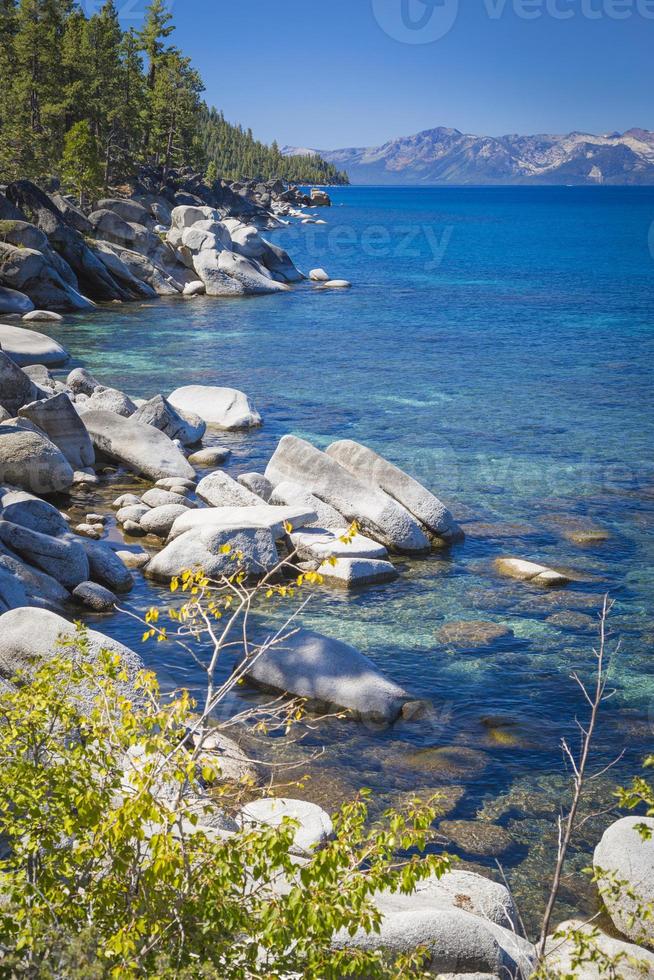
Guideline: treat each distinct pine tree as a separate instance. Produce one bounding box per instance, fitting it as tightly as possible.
[61,118,103,206]
[139,0,173,90]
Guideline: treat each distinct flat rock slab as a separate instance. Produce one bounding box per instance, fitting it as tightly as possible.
[290,527,389,561]
[494,557,571,587]
[0,322,69,367]
[82,410,195,482]
[169,385,261,430]
[437,620,513,649]
[318,557,399,588]
[168,504,318,541]
[241,626,414,724]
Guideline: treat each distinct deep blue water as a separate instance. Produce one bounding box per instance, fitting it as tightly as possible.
[41,186,654,922]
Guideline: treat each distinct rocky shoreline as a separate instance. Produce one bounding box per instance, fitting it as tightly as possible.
[0,176,652,976]
[0,169,343,314]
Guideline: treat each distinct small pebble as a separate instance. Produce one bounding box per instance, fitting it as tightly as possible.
[188,447,231,467]
[123,520,146,537]
[86,513,107,525]
[115,550,150,570]
[75,523,103,539]
[155,477,196,490]
[112,493,142,509]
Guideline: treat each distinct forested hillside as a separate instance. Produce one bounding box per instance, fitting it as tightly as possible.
[0,0,347,193]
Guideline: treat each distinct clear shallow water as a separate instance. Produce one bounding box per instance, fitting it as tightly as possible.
[42,186,654,927]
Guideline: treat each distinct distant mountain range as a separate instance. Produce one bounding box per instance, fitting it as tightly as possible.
[282,127,654,185]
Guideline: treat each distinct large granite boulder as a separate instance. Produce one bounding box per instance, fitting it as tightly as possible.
[269,480,346,529]
[80,386,138,418]
[5,181,128,302]
[217,251,290,294]
[265,436,430,555]
[96,198,150,226]
[97,242,184,296]
[0,546,70,611]
[91,241,158,299]
[333,879,535,976]
[545,919,654,979]
[240,627,415,724]
[0,350,46,415]
[239,798,333,853]
[80,538,134,594]
[167,504,317,542]
[0,489,69,537]
[168,385,261,430]
[0,286,34,315]
[81,410,195,482]
[326,439,462,542]
[19,393,95,469]
[0,563,29,613]
[146,524,278,582]
[258,240,305,283]
[0,520,89,588]
[0,242,93,311]
[0,323,69,368]
[131,394,205,446]
[192,249,247,296]
[0,424,74,494]
[594,816,654,947]
[0,607,143,708]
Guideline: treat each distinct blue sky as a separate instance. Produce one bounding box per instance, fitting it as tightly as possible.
[115,0,651,148]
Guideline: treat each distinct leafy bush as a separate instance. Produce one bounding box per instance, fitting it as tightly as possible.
[0,629,448,978]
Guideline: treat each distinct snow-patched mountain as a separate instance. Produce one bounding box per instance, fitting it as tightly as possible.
[282,128,654,185]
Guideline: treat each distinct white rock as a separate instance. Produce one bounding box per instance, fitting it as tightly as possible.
[239,798,332,853]
[217,251,290,294]
[0,322,68,367]
[265,435,430,555]
[494,557,571,587]
[139,504,189,538]
[18,392,95,470]
[141,487,193,510]
[594,816,654,946]
[188,446,231,467]
[115,550,150,570]
[317,279,351,289]
[168,385,261,430]
[182,280,205,296]
[237,472,272,502]
[309,268,330,281]
[318,557,398,588]
[82,410,195,482]
[290,527,389,562]
[0,423,74,494]
[241,627,414,724]
[269,480,346,529]
[131,394,206,447]
[167,504,318,542]
[327,439,462,542]
[545,918,654,979]
[196,470,262,508]
[145,524,278,582]
[22,310,63,322]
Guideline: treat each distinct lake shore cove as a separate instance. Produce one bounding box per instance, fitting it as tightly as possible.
[0,184,650,975]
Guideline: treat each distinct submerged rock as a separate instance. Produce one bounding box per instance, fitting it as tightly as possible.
[188,446,231,467]
[404,746,490,779]
[494,557,571,587]
[438,820,514,857]
[437,620,513,650]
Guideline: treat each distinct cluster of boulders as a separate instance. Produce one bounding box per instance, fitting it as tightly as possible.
[0,170,336,313]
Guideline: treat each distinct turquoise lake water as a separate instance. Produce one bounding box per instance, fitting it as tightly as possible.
[42,186,654,925]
